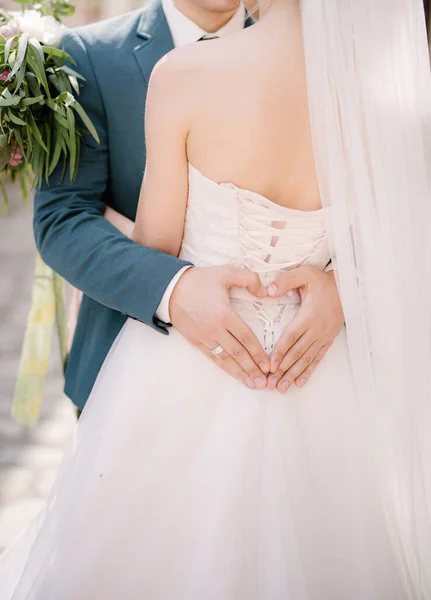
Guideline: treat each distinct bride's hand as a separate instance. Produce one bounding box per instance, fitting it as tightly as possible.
[266,266,344,392]
[169,266,270,389]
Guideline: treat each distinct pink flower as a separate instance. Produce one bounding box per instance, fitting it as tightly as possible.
[0,25,20,40]
[0,70,10,82]
[8,145,23,168]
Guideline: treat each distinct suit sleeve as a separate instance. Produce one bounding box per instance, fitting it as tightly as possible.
[33,30,190,331]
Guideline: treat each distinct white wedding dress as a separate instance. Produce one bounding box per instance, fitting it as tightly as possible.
[0,165,408,599]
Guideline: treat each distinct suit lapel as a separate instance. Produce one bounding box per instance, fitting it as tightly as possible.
[133,0,175,85]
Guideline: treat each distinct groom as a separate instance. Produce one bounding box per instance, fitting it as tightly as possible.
[33,0,344,411]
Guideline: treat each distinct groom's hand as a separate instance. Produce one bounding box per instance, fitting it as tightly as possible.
[169,266,270,389]
[266,266,344,392]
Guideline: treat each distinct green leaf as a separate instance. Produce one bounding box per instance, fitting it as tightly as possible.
[21,95,44,106]
[19,168,30,202]
[25,124,33,155]
[9,33,28,80]
[8,109,27,126]
[61,65,85,81]
[26,42,50,97]
[13,126,27,161]
[30,138,42,184]
[72,100,100,144]
[53,111,69,129]
[48,124,63,177]
[28,112,49,153]
[0,144,11,169]
[0,95,21,107]
[65,106,76,180]
[4,36,14,64]
[46,98,66,116]
[14,56,27,91]
[44,122,51,180]
[25,73,41,97]
[28,37,45,65]
[67,74,79,96]
[56,73,71,95]
[57,90,75,106]
[43,45,76,65]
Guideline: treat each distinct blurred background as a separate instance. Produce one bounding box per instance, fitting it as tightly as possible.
[0,0,431,555]
[0,0,151,553]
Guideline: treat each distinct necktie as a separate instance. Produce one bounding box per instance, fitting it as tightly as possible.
[198,34,219,41]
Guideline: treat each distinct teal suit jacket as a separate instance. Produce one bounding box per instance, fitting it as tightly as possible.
[33,0,253,410]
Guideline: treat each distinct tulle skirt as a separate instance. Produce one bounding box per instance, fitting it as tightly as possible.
[0,315,407,599]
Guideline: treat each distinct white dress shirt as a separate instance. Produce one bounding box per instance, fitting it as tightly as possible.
[156,0,246,324]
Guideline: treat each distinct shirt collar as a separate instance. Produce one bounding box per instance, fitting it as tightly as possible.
[162,0,246,48]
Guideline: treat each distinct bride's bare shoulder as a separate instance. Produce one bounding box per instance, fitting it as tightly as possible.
[149,29,252,91]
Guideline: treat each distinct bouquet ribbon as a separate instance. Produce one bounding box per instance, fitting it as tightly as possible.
[12,254,67,426]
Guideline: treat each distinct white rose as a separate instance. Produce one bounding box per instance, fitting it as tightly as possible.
[10,10,65,46]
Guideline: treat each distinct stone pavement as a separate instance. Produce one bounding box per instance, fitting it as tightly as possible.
[0,189,75,553]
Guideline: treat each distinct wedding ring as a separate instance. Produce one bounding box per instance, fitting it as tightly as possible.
[210,344,225,357]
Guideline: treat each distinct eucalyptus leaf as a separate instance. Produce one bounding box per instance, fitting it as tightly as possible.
[46,99,66,116]
[28,37,45,65]
[25,72,41,96]
[67,74,80,95]
[28,112,49,153]
[48,124,63,177]
[4,36,14,64]
[43,46,76,65]
[27,44,50,97]
[13,126,27,161]
[48,72,62,94]
[61,65,84,81]
[57,90,75,107]
[44,122,51,180]
[9,33,28,80]
[21,95,44,106]
[14,57,27,91]
[0,144,11,170]
[65,105,76,179]
[8,109,27,126]
[72,100,100,144]
[53,111,69,128]
[0,95,21,107]
[19,167,30,202]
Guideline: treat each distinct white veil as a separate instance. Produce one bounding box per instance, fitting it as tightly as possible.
[301,0,431,597]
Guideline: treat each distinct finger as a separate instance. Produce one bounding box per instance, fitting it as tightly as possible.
[267,266,312,298]
[294,345,329,388]
[217,331,268,389]
[226,309,270,374]
[278,344,328,392]
[276,341,321,392]
[268,331,314,389]
[200,343,255,389]
[269,316,309,374]
[224,267,267,298]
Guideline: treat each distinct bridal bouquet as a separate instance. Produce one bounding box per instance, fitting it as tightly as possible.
[2,0,99,427]
[0,0,98,207]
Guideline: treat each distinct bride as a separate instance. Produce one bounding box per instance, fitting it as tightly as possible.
[2,0,431,598]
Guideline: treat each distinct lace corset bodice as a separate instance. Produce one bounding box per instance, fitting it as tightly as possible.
[180,165,331,352]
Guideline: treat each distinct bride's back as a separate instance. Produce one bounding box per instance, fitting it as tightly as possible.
[180,0,321,211]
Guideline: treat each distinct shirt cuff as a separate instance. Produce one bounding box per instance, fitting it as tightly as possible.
[155,266,193,324]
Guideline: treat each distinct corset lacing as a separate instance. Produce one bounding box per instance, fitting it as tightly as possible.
[224,184,328,353]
